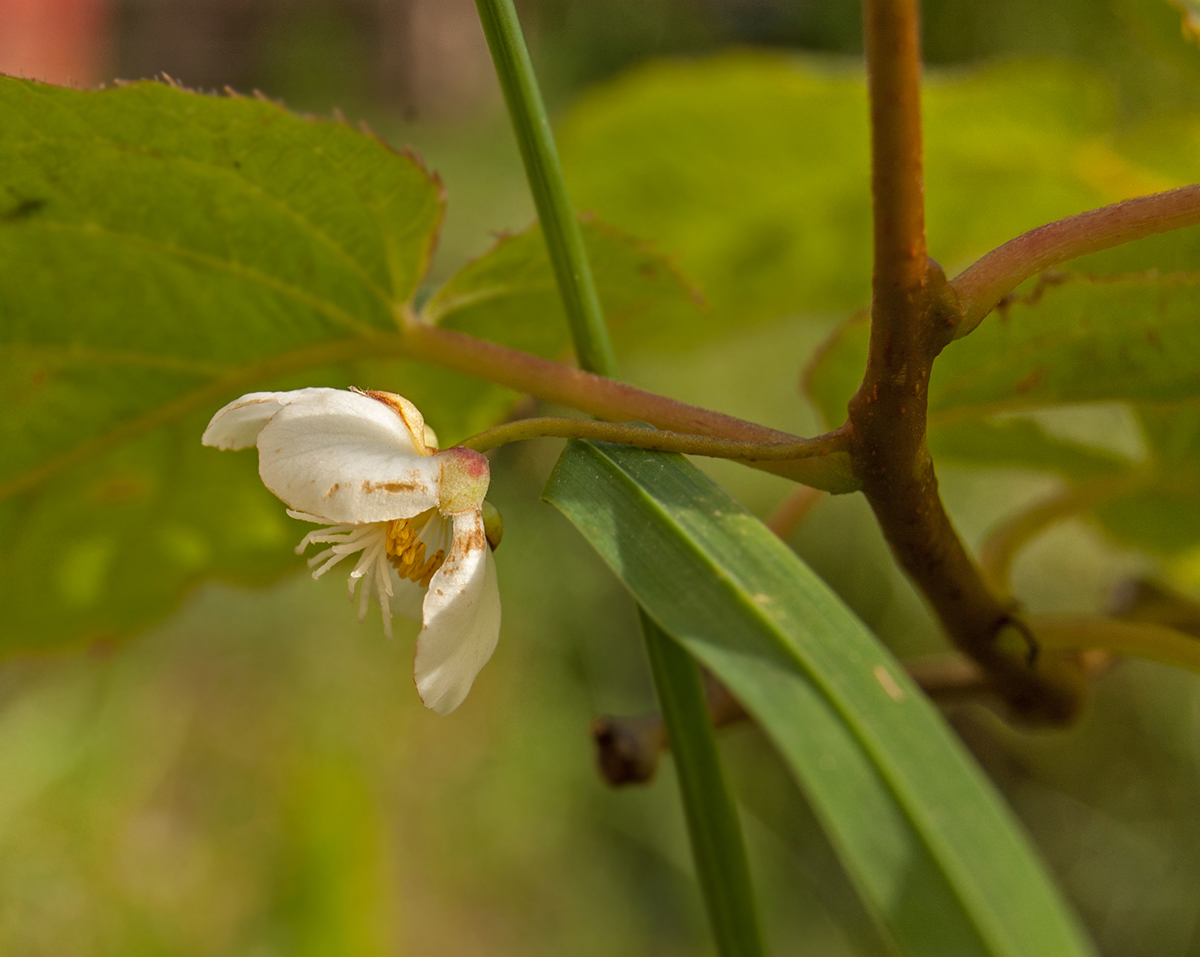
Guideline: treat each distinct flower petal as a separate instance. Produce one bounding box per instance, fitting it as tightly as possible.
[256,389,440,523]
[414,511,501,715]
[201,389,335,450]
[388,568,426,622]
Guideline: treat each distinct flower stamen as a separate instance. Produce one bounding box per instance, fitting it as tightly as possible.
[386,510,449,585]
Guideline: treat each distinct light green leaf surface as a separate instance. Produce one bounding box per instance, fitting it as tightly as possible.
[0,77,455,653]
[560,55,1172,332]
[544,441,1093,957]
[424,218,702,357]
[1091,405,1200,554]
[928,419,1133,481]
[0,77,697,654]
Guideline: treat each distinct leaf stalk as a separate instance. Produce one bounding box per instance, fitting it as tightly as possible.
[951,183,1200,336]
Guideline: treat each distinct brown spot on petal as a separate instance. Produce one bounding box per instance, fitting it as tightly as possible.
[361,478,425,494]
[463,525,487,553]
[325,483,340,498]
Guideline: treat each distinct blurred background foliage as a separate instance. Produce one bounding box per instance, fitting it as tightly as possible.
[5,0,1200,954]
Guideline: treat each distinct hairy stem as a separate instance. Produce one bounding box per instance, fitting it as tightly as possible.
[474,0,618,377]
[850,0,1081,721]
[951,183,1200,336]
[461,416,849,461]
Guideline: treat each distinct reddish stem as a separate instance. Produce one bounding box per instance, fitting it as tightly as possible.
[952,183,1200,335]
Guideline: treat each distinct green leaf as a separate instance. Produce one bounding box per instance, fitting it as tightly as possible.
[0,77,709,655]
[1089,405,1200,554]
[928,419,1133,481]
[0,77,473,653]
[560,55,1170,331]
[423,218,702,356]
[0,77,445,496]
[544,442,1094,957]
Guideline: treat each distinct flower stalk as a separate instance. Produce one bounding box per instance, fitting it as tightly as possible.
[402,320,859,491]
[461,415,849,461]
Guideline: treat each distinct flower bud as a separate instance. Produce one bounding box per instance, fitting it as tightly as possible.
[482,501,504,551]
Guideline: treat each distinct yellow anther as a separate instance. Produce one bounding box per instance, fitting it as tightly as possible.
[385,511,446,585]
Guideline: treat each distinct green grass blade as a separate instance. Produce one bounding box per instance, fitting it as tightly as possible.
[473,0,618,377]
[640,609,766,957]
[544,441,1095,957]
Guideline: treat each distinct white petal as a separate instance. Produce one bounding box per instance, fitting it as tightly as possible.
[256,389,440,523]
[388,566,426,621]
[413,511,501,715]
[201,389,337,450]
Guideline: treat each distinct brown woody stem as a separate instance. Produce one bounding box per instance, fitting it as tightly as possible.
[850,0,1082,722]
[863,0,927,295]
[951,183,1200,337]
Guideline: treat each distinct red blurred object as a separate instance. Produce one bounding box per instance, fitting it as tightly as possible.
[0,0,110,87]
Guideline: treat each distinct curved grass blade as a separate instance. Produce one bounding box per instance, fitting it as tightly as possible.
[544,441,1094,957]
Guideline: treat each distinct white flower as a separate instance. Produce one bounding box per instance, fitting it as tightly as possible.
[202,387,501,715]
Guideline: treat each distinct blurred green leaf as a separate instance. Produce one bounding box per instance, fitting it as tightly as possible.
[1089,405,1200,554]
[559,54,1172,332]
[424,218,702,356]
[928,419,1133,480]
[544,441,1094,957]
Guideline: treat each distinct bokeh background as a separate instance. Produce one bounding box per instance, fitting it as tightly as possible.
[4,1,1200,954]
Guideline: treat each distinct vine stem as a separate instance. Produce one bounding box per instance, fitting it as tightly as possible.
[460,415,849,461]
[850,0,1083,721]
[401,320,859,491]
[950,183,1200,337]
[475,4,766,954]
[863,0,927,298]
